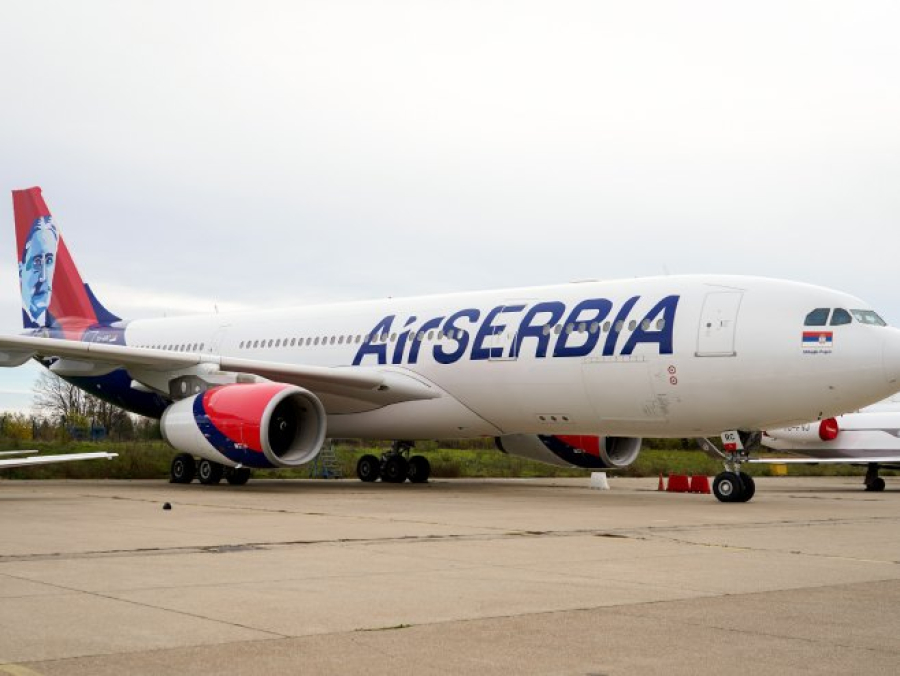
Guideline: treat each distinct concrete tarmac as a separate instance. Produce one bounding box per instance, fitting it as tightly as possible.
[1,476,899,675]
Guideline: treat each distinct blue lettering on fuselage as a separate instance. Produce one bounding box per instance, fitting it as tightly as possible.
[352,295,679,366]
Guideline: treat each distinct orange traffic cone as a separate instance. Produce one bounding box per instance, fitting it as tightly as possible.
[689,475,711,494]
[658,473,665,491]
[666,474,691,492]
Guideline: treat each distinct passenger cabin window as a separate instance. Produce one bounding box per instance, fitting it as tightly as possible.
[804,308,830,326]
[851,310,887,327]
[830,308,852,326]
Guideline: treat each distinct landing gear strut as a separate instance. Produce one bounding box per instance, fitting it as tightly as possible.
[355,441,431,484]
[697,433,758,503]
[865,463,886,492]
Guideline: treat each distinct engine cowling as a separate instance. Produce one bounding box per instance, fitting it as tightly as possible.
[495,434,642,469]
[764,418,840,444]
[161,383,327,469]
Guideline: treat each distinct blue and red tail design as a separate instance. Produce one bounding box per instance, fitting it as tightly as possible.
[13,187,120,337]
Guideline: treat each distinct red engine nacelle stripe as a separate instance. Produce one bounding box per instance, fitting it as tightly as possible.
[201,383,293,453]
[553,435,601,456]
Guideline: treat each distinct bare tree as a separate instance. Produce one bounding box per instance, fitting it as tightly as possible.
[32,371,134,439]
[33,370,87,423]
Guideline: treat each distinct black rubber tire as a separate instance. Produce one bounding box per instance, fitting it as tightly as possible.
[225,467,251,486]
[198,459,224,485]
[870,477,886,492]
[382,455,409,483]
[738,472,756,502]
[170,454,196,484]
[357,454,381,482]
[713,472,744,503]
[407,455,431,484]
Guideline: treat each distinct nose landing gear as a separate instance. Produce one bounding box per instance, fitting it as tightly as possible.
[697,433,759,503]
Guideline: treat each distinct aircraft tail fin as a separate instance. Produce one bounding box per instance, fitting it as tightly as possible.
[13,187,120,333]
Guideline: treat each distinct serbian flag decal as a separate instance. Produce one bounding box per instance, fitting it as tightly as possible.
[802,331,833,348]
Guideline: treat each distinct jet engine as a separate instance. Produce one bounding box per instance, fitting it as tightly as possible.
[495,434,642,469]
[764,418,840,444]
[160,382,327,469]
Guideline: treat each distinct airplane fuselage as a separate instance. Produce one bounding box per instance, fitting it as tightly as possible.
[69,274,900,440]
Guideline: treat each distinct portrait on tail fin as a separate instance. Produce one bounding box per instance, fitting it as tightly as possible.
[19,215,59,328]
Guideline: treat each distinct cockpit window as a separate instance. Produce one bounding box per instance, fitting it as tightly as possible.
[830,308,852,326]
[851,309,887,327]
[804,308,830,326]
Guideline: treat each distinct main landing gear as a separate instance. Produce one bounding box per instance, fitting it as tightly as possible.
[169,454,252,486]
[865,463,886,492]
[356,441,431,484]
[696,434,758,503]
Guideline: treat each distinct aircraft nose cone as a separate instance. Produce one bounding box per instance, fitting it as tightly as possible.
[882,328,900,387]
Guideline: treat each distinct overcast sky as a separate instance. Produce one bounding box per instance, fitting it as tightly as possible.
[1,1,898,412]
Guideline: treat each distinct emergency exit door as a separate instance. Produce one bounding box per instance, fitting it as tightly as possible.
[696,292,743,357]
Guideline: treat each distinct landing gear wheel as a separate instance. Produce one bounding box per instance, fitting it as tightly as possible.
[738,472,756,502]
[382,455,409,483]
[357,454,381,482]
[713,472,745,503]
[868,477,886,492]
[198,459,224,485]
[407,455,431,483]
[225,467,251,486]
[170,454,196,484]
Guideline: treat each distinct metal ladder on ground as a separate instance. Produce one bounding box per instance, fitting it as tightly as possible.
[308,440,343,479]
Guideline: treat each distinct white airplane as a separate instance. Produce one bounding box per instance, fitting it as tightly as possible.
[4,186,900,502]
[757,396,900,491]
[0,449,118,469]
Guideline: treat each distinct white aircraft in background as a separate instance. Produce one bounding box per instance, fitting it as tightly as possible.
[0,449,117,470]
[758,396,900,491]
[3,186,900,503]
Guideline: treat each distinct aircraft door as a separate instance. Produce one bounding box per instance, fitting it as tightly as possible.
[208,324,232,355]
[487,302,530,362]
[487,315,517,361]
[696,292,743,357]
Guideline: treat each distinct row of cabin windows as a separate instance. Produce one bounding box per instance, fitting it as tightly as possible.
[132,317,670,353]
[235,318,667,350]
[804,308,887,327]
[136,343,205,352]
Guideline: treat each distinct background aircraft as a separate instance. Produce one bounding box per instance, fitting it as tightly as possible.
[758,396,900,491]
[5,187,900,502]
[0,449,117,470]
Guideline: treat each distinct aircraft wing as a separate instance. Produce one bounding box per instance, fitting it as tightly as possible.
[0,451,118,469]
[748,456,900,465]
[0,334,440,410]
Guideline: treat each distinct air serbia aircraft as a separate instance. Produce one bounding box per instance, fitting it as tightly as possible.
[759,395,900,492]
[3,187,900,502]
